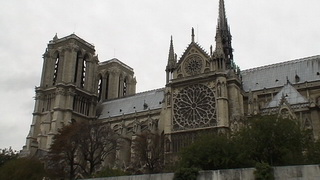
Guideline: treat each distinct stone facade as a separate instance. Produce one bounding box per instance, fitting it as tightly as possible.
[22,0,320,171]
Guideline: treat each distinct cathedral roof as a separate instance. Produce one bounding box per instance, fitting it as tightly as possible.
[266,83,308,108]
[242,55,320,92]
[49,33,95,49]
[98,88,164,119]
[99,58,134,71]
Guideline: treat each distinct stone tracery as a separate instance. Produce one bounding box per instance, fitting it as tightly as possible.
[173,84,216,130]
[184,55,203,75]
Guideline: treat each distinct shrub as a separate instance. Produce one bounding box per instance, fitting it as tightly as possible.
[254,162,274,180]
[173,167,199,180]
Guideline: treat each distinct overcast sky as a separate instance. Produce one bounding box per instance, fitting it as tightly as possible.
[1,0,320,151]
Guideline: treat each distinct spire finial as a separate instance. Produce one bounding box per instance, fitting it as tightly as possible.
[166,36,176,83]
[218,0,228,30]
[166,36,175,70]
[191,27,195,43]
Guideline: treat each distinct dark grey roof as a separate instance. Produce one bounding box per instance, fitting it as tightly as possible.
[266,83,308,108]
[98,88,165,119]
[241,55,320,92]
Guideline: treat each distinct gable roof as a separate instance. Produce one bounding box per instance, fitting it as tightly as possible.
[178,42,210,64]
[241,55,320,92]
[98,88,164,119]
[266,83,308,108]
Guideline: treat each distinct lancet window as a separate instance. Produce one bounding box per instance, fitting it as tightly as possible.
[105,73,109,99]
[98,75,102,101]
[53,53,59,85]
[123,77,127,96]
[80,54,88,88]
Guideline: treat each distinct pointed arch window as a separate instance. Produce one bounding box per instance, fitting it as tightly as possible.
[98,75,103,101]
[105,73,109,99]
[118,75,122,97]
[81,54,88,88]
[74,52,81,83]
[123,77,127,96]
[53,53,59,85]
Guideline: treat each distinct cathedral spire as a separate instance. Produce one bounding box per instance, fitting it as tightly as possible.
[214,0,233,69]
[218,0,228,31]
[191,27,195,43]
[166,36,176,83]
[167,36,175,68]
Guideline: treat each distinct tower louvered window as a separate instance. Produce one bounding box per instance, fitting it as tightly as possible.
[105,73,109,99]
[74,52,80,83]
[81,55,88,88]
[123,77,127,96]
[53,53,59,85]
[98,75,102,101]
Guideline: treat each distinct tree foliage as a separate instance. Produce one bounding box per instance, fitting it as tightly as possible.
[178,115,312,171]
[305,139,320,164]
[0,157,47,180]
[47,121,117,179]
[131,131,164,174]
[236,115,305,166]
[77,122,117,176]
[179,133,246,170]
[254,162,274,180]
[47,123,81,179]
[173,167,199,180]
[0,147,18,167]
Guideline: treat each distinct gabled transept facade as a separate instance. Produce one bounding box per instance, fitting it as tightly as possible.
[22,0,320,170]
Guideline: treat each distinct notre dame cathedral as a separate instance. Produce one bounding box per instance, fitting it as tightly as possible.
[22,0,320,168]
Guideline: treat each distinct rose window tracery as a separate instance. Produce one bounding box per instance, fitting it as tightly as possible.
[173,84,216,130]
[184,55,203,75]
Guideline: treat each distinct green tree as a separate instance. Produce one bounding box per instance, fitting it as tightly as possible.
[0,157,47,180]
[0,147,18,167]
[131,131,164,174]
[305,139,320,164]
[77,121,117,176]
[236,115,306,166]
[47,121,117,179]
[179,133,246,170]
[177,115,310,170]
[47,123,81,180]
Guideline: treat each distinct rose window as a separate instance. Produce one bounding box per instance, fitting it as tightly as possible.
[184,55,203,75]
[173,84,216,130]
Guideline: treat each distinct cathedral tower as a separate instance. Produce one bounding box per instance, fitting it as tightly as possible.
[22,34,99,156]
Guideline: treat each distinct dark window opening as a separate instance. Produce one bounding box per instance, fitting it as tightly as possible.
[53,53,59,85]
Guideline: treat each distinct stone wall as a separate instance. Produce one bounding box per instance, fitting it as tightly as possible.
[83,164,320,180]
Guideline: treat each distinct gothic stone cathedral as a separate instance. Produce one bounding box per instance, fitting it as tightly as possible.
[22,0,320,168]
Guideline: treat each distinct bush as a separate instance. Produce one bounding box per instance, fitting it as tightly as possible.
[254,162,274,180]
[173,167,199,180]
[0,157,47,180]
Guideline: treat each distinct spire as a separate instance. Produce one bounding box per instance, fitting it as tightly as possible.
[166,36,176,71]
[166,36,176,83]
[214,0,234,69]
[191,27,195,43]
[218,0,228,31]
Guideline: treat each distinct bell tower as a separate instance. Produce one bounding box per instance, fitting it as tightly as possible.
[22,34,99,156]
